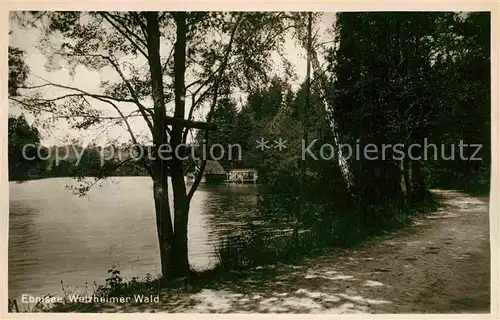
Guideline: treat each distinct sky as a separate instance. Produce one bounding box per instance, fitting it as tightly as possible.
[9,12,337,146]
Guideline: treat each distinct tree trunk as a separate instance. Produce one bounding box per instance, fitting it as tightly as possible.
[170,12,190,277]
[153,180,174,277]
[410,129,426,201]
[400,156,411,201]
[145,12,177,279]
[170,180,190,277]
[411,159,426,201]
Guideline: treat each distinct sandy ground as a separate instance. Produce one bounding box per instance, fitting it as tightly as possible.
[112,190,490,313]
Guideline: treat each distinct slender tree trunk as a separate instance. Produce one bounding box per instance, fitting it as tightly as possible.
[144,12,176,278]
[298,12,312,228]
[170,12,190,277]
[410,31,428,202]
[410,127,426,201]
[411,159,426,201]
[402,156,411,200]
[153,181,174,277]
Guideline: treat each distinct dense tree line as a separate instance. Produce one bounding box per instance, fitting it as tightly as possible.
[8,115,46,181]
[204,12,490,239]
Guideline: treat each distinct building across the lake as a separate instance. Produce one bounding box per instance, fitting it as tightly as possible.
[185,162,258,184]
[225,169,258,184]
[185,160,227,184]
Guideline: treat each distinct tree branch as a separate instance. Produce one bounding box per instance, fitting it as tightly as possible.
[19,82,135,104]
[161,45,175,75]
[187,13,244,201]
[182,15,245,144]
[131,12,148,39]
[93,96,154,177]
[103,55,155,133]
[37,50,155,134]
[99,12,149,59]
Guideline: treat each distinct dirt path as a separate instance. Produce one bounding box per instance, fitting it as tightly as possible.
[114,190,490,313]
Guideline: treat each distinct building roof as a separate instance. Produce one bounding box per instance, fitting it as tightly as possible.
[203,160,227,175]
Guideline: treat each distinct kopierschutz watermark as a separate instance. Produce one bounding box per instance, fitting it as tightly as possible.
[20,138,483,167]
[301,138,483,161]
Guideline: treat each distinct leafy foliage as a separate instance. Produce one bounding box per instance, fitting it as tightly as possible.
[8,46,30,96]
[8,115,45,181]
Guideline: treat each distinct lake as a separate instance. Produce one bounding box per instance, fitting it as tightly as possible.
[8,177,262,301]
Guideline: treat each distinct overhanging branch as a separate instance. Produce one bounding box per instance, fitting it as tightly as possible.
[182,14,244,145]
[187,13,244,201]
[99,12,149,60]
[93,96,154,177]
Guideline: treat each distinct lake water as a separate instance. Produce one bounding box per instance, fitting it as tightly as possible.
[8,177,262,301]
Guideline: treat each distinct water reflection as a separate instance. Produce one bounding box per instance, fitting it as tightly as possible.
[197,184,262,261]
